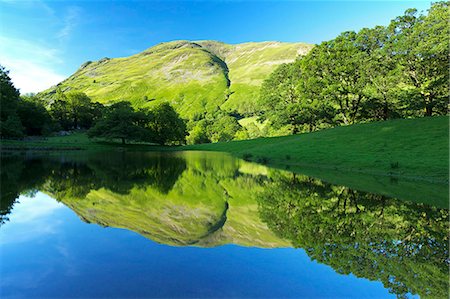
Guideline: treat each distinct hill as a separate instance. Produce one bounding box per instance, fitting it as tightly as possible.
[40,40,312,118]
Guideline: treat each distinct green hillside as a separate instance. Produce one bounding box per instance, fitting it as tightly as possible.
[40,40,312,118]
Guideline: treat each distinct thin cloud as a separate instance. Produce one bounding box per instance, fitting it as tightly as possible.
[0,0,54,16]
[0,36,66,93]
[57,6,82,41]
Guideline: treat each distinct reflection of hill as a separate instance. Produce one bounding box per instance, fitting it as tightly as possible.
[59,152,289,247]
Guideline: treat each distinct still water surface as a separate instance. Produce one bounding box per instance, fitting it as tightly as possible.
[0,151,448,298]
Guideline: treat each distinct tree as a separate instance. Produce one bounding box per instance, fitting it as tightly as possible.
[48,91,104,130]
[388,3,449,116]
[187,119,210,144]
[208,114,241,142]
[87,101,151,144]
[356,26,402,120]
[17,96,53,135]
[66,91,99,129]
[0,115,24,138]
[259,60,335,133]
[301,31,369,125]
[0,65,24,138]
[49,100,71,130]
[149,102,186,145]
[258,62,304,133]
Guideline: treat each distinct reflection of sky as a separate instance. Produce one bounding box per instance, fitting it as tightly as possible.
[0,193,400,298]
[0,193,64,245]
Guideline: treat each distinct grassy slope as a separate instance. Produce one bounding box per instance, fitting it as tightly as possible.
[40,40,312,117]
[198,41,313,113]
[185,116,449,183]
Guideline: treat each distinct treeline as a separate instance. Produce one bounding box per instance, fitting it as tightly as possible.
[258,2,448,133]
[0,66,186,145]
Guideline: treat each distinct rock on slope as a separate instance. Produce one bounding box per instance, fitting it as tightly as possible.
[41,40,313,117]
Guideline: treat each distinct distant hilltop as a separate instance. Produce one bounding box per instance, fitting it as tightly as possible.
[40,40,313,117]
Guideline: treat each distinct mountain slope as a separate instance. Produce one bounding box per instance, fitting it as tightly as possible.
[41,40,313,117]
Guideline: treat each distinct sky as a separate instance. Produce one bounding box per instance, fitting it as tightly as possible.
[0,0,432,94]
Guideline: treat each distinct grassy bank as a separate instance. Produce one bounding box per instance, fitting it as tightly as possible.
[185,116,449,183]
[0,132,169,151]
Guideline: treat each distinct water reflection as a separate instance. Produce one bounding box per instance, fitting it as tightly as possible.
[0,151,448,298]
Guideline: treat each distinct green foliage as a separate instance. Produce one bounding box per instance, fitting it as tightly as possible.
[49,90,105,130]
[208,114,241,142]
[388,2,449,116]
[259,2,449,134]
[186,119,210,145]
[17,96,53,135]
[0,115,24,138]
[0,65,23,138]
[87,101,185,145]
[148,102,187,145]
[186,109,242,144]
[87,101,151,144]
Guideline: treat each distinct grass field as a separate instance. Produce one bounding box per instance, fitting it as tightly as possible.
[185,116,449,183]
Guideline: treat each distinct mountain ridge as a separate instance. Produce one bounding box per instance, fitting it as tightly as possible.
[41,40,313,117]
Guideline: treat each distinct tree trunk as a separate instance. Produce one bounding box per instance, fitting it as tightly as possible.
[121,137,125,145]
[425,105,432,117]
[383,95,389,120]
[424,94,433,117]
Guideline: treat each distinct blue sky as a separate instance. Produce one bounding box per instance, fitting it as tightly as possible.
[0,0,431,93]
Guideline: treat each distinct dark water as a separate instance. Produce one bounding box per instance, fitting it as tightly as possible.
[0,151,448,298]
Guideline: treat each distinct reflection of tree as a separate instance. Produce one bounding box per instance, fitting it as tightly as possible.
[0,156,54,224]
[258,173,449,298]
[0,152,187,224]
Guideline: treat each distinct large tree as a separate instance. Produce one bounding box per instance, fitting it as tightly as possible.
[301,31,369,125]
[356,26,402,120]
[148,102,186,145]
[17,96,53,135]
[87,101,151,144]
[49,90,104,130]
[0,66,24,138]
[258,62,304,133]
[388,2,449,116]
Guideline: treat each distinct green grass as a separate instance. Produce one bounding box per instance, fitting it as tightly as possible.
[185,116,449,183]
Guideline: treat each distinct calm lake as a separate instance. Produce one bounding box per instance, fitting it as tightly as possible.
[0,151,448,298]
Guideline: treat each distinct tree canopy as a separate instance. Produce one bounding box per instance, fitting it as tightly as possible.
[87,101,186,145]
[258,2,449,134]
